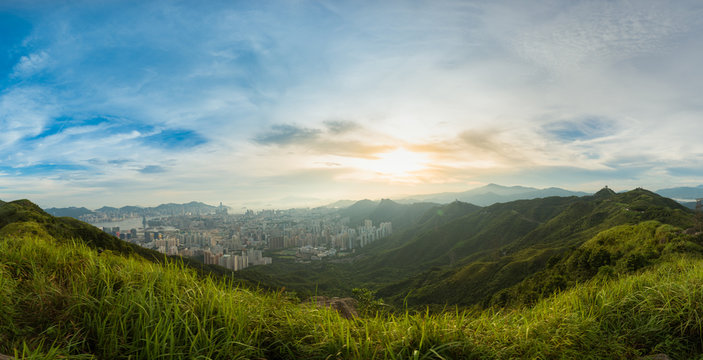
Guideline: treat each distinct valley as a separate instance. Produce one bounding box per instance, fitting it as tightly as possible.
[2,187,703,358]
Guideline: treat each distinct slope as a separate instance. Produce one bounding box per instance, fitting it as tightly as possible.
[338,199,439,230]
[240,200,482,294]
[360,195,578,276]
[375,188,695,307]
[3,213,703,358]
[0,199,256,284]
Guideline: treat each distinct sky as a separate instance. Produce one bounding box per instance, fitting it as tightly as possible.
[1,0,703,210]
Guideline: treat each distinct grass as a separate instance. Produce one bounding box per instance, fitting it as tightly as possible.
[3,225,703,359]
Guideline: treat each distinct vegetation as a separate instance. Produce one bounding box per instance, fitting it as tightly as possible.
[244,188,695,309]
[2,190,703,358]
[3,216,703,358]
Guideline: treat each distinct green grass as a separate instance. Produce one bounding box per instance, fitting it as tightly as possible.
[3,222,703,359]
[246,189,695,310]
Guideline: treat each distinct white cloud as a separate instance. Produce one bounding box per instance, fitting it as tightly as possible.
[3,1,703,208]
[12,51,50,77]
[0,87,57,151]
[501,1,695,73]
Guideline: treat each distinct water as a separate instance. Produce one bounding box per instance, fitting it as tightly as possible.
[89,217,177,231]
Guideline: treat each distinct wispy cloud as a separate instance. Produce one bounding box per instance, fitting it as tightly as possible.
[0,163,89,177]
[139,165,166,174]
[12,51,49,77]
[1,1,703,208]
[324,120,360,134]
[504,1,699,73]
[140,129,208,150]
[253,124,321,146]
[542,116,617,142]
[0,86,58,151]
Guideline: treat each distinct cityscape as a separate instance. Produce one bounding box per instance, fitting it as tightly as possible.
[93,203,392,271]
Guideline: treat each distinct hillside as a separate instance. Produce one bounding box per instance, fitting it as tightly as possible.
[0,200,253,284]
[244,188,697,309]
[373,188,695,307]
[2,198,703,358]
[338,198,440,230]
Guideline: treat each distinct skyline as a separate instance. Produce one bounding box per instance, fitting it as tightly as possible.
[2,1,703,209]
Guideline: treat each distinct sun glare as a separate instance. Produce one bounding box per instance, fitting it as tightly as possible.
[357,148,430,180]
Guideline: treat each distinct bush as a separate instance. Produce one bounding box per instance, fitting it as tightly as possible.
[352,287,387,316]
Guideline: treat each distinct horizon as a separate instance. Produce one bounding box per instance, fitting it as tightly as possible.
[11,182,702,212]
[2,1,703,209]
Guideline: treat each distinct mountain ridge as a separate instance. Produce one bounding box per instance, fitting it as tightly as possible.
[244,187,698,309]
[4,200,703,358]
[394,183,590,206]
[3,192,703,358]
[45,201,222,218]
[0,199,255,286]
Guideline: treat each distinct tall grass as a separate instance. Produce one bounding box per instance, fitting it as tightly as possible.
[2,229,703,359]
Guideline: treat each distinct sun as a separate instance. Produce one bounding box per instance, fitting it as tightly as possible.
[356,148,430,181]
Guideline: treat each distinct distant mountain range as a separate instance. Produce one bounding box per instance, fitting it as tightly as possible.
[394,183,590,206]
[323,184,703,210]
[321,184,590,209]
[655,185,703,201]
[45,201,223,219]
[44,184,703,221]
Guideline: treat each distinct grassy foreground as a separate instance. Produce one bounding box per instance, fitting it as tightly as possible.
[2,227,703,359]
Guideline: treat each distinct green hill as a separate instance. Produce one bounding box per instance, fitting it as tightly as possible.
[243,188,697,310]
[339,199,439,230]
[2,197,703,358]
[0,199,256,284]
[372,188,695,307]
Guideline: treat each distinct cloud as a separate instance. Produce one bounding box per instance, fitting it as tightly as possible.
[139,165,166,174]
[0,163,89,177]
[2,1,703,208]
[253,124,321,145]
[542,116,617,142]
[504,1,697,73]
[140,129,208,150]
[12,51,49,77]
[316,161,342,167]
[107,159,131,165]
[0,86,58,150]
[26,116,111,141]
[253,123,395,158]
[324,120,360,134]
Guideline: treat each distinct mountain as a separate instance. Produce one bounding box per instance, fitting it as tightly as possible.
[656,185,703,201]
[44,206,94,218]
[338,199,379,226]
[245,188,698,311]
[381,189,694,307]
[3,196,703,358]
[152,201,218,215]
[338,198,440,230]
[320,199,357,209]
[397,183,589,206]
[44,201,220,220]
[0,199,251,283]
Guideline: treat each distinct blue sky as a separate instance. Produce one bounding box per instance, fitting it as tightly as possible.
[1,0,703,209]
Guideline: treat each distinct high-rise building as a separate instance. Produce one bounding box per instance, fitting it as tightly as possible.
[269,236,284,250]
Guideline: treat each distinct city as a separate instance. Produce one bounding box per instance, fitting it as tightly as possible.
[94,203,392,271]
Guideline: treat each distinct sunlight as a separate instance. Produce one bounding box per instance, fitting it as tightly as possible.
[358,148,430,180]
